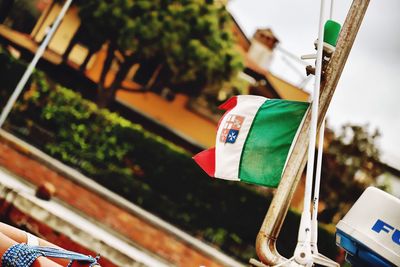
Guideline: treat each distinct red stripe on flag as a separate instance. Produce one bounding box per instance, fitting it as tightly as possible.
[193,147,216,177]
[217,96,238,129]
[218,96,237,111]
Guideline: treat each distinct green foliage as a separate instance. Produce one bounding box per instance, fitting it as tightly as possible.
[0,48,26,108]
[0,50,337,263]
[156,2,243,87]
[76,0,243,101]
[319,124,384,223]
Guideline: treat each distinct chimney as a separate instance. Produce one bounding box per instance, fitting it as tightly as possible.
[248,28,280,70]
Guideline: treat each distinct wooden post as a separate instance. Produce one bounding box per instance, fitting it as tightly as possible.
[255,0,370,265]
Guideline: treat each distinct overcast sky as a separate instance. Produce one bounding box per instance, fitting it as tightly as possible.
[228,0,400,169]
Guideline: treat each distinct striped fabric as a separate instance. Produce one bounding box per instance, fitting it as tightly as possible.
[193,95,309,187]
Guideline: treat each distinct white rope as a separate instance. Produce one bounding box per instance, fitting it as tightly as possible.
[0,0,74,128]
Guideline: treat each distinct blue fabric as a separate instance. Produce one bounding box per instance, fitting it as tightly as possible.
[2,244,100,267]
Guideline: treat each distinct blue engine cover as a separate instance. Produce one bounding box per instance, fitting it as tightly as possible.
[335,187,400,266]
[336,229,396,267]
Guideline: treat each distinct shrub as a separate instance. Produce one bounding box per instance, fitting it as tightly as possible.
[0,48,26,108]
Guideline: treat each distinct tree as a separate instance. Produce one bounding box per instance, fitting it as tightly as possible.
[318,123,384,223]
[75,0,243,107]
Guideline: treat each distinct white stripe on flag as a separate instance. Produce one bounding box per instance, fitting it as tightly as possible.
[215,95,267,180]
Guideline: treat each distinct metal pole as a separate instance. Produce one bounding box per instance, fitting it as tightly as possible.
[311,119,326,251]
[0,0,74,128]
[292,0,326,264]
[255,0,370,265]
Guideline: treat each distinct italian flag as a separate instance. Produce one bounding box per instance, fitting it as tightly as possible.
[193,95,309,187]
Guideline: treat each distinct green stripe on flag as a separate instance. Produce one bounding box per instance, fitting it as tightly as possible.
[239,99,309,187]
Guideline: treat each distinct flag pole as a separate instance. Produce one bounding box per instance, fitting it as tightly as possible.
[310,0,340,256]
[292,0,326,265]
[254,0,370,266]
[0,0,74,128]
[310,2,336,247]
[309,119,339,267]
[310,119,325,252]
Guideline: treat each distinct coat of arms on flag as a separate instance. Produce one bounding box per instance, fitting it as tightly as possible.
[219,115,245,144]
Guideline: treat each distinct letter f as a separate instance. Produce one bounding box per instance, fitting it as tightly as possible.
[372,219,394,234]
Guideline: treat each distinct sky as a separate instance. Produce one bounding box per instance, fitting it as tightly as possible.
[228,0,400,169]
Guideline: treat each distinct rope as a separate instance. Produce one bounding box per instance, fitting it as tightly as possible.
[2,244,41,267]
[2,244,100,267]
